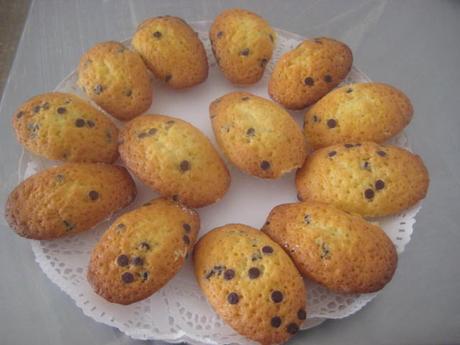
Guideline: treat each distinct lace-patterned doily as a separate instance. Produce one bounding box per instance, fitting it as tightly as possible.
[18,21,422,344]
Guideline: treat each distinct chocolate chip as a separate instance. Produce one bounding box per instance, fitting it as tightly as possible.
[75,118,85,127]
[33,105,41,113]
[165,74,172,82]
[172,195,179,202]
[304,214,311,224]
[86,120,95,128]
[16,111,24,119]
[271,316,282,328]
[117,255,129,267]
[183,235,190,245]
[260,58,268,67]
[125,89,132,97]
[286,323,299,335]
[57,107,66,114]
[132,257,144,266]
[117,223,126,230]
[377,150,387,157]
[240,48,250,56]
[313,115,319,123]
[364,189,375,199]
[271,290,283,303]
[94,84,103,95]
[328,151,337,157]
[241,96,250,101]
[153,31,162,38]
[346,88,353,93]
[269,34,274,42]
[141,271,149,281]
[260,160,271,170]
[298,309,307,320]
[246,128,255,137]
[224,269,235,280]
[138,132,148,139]
[88,190,99,201]
[179,160,190,172]
[121,272,134,283]
[375,180,385,190]
[251,251,263,262]
[248,267,261,279]
[344,143,354,148]
[55,174,65,183]
[148,128,157,135]
[362,161,371,171]
[262,246,273,254]
[304,77,314,86]
[139,242,151,251]
[205,270,215,280]
[217,31,223,38]
[42,103,50,110]
[327,119,337,128]
[227,292,239,304]
[63,220,75,231]
[324,75,333,83]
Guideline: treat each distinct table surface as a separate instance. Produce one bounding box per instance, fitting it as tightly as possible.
[1,1,459,345]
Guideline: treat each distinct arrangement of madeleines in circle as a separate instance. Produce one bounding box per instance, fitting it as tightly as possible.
[5,8,429,345]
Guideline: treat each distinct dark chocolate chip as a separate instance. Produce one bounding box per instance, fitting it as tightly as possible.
[223,269,235,280]
[262,246,273,254]
[271,290,283,303]
[153,31,162,38]
[63,220,75,231]
[75,118,85,127]
[205,270,215,280]
[139,242,151,251]
[375,180,385,190]
[16,111,24,119]
[227,292,239,304]
[248,267,261,279]
[286,323,299,335]
[240,48,250,56]
[246,128,255,137]
[141,271,149,281]
[88,190,99,201]
[362,161,371,171]
[260,58,268,67]
[57,107,66,114]
[179,160,191,172]
[297,309,307,320]
[260,160,271,170]
[94,84,103,95]
[132,256,144,266]
[377,150,387,157]
[327,119,337,128]
[271,316,282,328]
[328,151,337,157]
[172,195,179,202]
[148,128,157,135]
[324,75,333,83]
[304,214,311,224]
[165,74,172,82]
[183,223,191,232]
[304,77,314,86]
[55,174,65,183]
[117,255,129,267]
[346,88,353,93]
[364,189,375,199]
[33,105,41,113]
[121,272,134,283]
[344,143,354,148]
[217,31,223,38]
[183,235,190,245]
[86,120,95,128]
[138,132,148,139]
[313,115,319,123]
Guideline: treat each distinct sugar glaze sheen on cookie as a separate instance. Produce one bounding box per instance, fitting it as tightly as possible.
[269,37,353,110]
[88,198,200,305]
[263,201,398,293]
[304,82,413,149]
[5,163,136,240]
[210,92,307,178]
[132,16,208,89]
[194,224,306,345]
[12,92,119,163]
[296,142,429,217]
[210,8,275,84]
[77,41,153,121]
[119,114,230,208]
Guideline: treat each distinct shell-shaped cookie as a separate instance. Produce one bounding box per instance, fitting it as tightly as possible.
[194,224,306,345]
[5,163,136,240]
[77,41,153,121]
[304,83,413,148]
[132,16,208,89]
[296,142,429,217]
[12,92,119,163]
[119,114,230,208]
[268,37,353,110]
[210,8,275,84]
[87,198,199,304]
[262,201,398,293]
[210,92,306,178]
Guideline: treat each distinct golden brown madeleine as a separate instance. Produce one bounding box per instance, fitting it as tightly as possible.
[262,201,398,293]
[210,8,275,84]
[88,198,199,305]
[77,41,153,121]
[194,224,306,345]
[12,92,119,163]
[132,16,208,88]
[210,92,306,178]
[119,114,230,208]
[304,83,413,149]
[5,163,136,240]
[269,37,353,110]
[296,142,429,217]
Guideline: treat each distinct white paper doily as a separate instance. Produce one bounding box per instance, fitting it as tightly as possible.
[18,21,423,345]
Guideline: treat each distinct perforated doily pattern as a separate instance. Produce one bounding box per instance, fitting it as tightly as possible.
[19,21,422,345]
